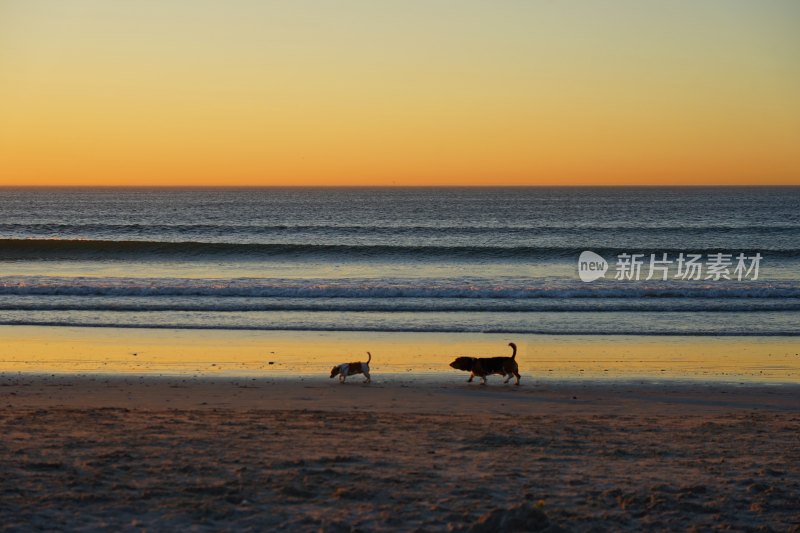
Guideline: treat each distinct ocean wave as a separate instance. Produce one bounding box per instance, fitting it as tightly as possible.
[1,299,800,313]
[1,277,799,298]
[3,222,800,233]
[0,238,798,260]
[0,318,796,336]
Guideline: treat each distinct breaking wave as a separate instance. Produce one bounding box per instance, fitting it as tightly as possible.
[0,238,796,260]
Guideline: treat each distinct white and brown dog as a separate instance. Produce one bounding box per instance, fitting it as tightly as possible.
[330,352,372,383]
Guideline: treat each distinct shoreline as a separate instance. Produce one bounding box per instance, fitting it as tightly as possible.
[2,325,799,383]
[3,322,800,337]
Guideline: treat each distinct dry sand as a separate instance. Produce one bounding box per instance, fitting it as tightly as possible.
[1,374,799,532]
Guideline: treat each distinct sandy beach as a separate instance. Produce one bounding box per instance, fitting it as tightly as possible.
[2,374,798,532]
[4,0,800,529]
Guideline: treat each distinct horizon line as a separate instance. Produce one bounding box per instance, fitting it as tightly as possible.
[2,184,800,189]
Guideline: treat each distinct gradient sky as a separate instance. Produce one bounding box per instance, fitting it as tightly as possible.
[1,1,799,186]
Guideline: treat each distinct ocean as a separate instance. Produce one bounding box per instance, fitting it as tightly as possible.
[1,187,798,336]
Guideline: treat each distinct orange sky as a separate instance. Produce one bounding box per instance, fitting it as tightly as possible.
[1,1,799,186]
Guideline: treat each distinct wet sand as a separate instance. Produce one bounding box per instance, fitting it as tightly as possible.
[2,374,799,531]
[3,326,800,384]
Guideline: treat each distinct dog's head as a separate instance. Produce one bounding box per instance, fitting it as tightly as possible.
[449,357,476,372]
[330,365,341,378]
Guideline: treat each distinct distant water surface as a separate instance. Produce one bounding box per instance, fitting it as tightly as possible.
[0,187,798,335]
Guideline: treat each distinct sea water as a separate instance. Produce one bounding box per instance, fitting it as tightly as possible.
[1,187,798,336]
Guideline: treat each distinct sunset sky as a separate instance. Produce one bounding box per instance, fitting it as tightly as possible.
[1,1,799,186]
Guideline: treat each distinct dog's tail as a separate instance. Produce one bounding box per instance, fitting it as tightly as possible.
[508,342,517,359]
[366,351,372,364]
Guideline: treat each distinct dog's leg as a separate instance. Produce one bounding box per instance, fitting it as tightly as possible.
[514,370,521,386]
[363,371,371,383]
[339,373,346,383]
[504,374,512,384]
[467,372,474,383]
[480,375,487,385]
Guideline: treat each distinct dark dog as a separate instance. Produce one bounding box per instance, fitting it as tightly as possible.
[330,352,371,383]
[449,342,520,385]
